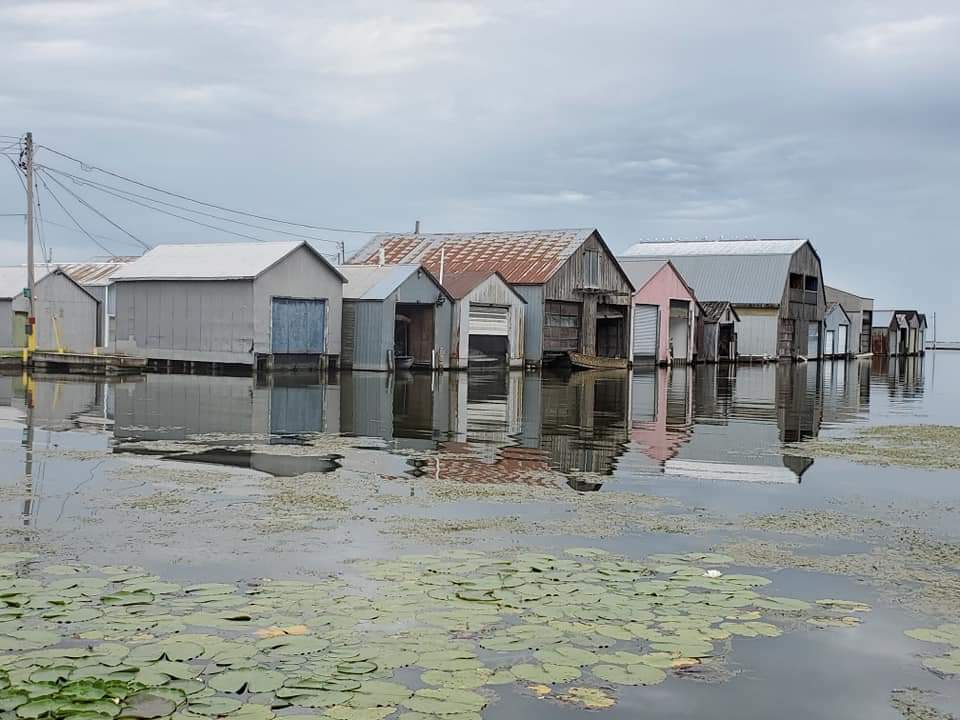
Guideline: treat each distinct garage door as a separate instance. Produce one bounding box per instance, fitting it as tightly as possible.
[837,325,848,355]
[825,330,835,355]
[633,305,658,357]
[469,304,509,336]
[806,322,819,358]
[272,298,326,354]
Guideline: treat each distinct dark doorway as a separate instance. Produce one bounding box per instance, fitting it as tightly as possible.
[469,335,508,367]
[596,305,626,358]
[718,323,736,360]
[395,304,435,367]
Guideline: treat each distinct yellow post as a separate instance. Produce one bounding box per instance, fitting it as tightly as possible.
[52,316,64,354]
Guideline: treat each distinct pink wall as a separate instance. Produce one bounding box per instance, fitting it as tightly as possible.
[633,263,697,363]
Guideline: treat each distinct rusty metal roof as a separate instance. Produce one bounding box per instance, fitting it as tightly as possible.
[58,258,138,286]
[350,228,597,285]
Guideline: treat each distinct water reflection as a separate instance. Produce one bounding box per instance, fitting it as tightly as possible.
[1,353,943,498]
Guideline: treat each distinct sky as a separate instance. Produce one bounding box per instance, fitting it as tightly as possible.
[0,0,957,335]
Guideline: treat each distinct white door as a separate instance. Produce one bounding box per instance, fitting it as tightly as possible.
[807,322,820,358]
[632,305,658,357]
[837,325,848,355]
[468,304,509,335]
[825,330,835,356]
[669,308,689,361]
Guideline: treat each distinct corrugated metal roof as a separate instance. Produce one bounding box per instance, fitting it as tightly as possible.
[618,259,669,292]
[618,252,794,305]
[349,229,596,284]
[700,301,739,323]
[338,264,423,301]
[58,258,138,287]
[112,241,345,282]
[623,238,806,257]
[441,271,495,299]
[872,310,893,328]
[0,266,51,299]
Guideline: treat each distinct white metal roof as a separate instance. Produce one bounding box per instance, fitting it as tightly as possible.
[112,241,345,282]
[338,264,425,301]
[623,239,806,257]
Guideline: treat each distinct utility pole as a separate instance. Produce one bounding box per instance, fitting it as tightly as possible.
[22,132,36,360]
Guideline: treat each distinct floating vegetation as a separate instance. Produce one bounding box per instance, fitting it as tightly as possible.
[784,424,960,470]
[890,688,957,720]
[0,547,868,718]
[904,624,960,676]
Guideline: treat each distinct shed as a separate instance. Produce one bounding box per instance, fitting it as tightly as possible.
[59,258,137,347]
[621,239,826,361]
[619,259,698,365]
[823,303,852,358]
[0,266,100,353]
[698,302,741,363]
[337,264,453,371]
[441,271,526,369]
[111,241,346,369]
[824,286,874,355]
[349,229,634,367]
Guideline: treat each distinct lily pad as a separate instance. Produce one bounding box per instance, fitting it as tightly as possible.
[402,688,487,715]
[209,669,285,693]
[592,663,666,686]
[511,663,580,684]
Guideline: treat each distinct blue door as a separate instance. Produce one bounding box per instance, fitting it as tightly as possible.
[271,298,326,353]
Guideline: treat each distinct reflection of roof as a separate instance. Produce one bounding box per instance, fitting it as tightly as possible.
[433,444,566,487]
[338,264,430,300]
[700,301,740,323]
[350,229,598,285]
[113,241,346,282]
[58,258,138,286]
[622,239,810,305]
[664,459,801,484]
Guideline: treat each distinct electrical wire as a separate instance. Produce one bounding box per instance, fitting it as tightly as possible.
[34,173,117,257]
[38,170,150,250]
[38,144,384,235]
[33,179,51,269]
[40,165,341,247]
[30,217,127,249]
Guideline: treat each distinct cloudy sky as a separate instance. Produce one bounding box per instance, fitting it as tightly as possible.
[1,1,957,334]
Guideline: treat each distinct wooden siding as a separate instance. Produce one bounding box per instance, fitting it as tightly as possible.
[778,242,825,358]
[542,232,632,358]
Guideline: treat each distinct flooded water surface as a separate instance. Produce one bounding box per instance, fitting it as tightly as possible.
[0,353,958,719]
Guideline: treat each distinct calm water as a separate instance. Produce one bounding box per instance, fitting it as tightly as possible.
[0,352,958,719]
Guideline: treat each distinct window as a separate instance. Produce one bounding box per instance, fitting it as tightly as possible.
[789,273,803,290]
[804,275,819,292]
[583,251,600,288]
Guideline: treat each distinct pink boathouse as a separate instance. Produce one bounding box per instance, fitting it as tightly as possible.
[619,259,699,365]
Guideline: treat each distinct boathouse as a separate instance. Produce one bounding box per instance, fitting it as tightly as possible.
[621,239,826,361]
[111,241,346,370]
[59,258,135,347]
[824,286,873,355]
[441,271,526,369]
[618,259,698,365]
[349,229,633,367]
[338,264,453,371]
[823,303,852,358]
[698,302,740,363]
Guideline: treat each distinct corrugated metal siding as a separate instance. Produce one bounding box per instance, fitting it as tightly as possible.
[33,272,99,353]
[513,285,543,362]
[633,305,658,356]
[735,310,778,357]
[351,301,387,370]
[341,301,356,366]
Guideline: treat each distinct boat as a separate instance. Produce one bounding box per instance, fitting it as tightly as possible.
[395,355,415,370]
[567,352,628,371]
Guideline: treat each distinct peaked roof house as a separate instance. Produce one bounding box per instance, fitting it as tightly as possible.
[350,229,634,366]
[0,266,100,353]
[618,259,699,365]
[337,264,453,371]
[621,239,826,360]
[824,285,874,356]
[111,241,346,369]
[823,302,852,357]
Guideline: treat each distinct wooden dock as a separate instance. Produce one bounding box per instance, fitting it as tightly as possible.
[21,351,147,375]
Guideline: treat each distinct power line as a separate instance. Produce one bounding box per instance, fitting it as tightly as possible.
[40,165,341,247]
[34,173,116,257]
[0,213,25,218]
[38,144,384,235]
[34,217,131,249]
[38,170,150,250]
[34,178,50,267]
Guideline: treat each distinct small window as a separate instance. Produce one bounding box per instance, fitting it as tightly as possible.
[805,275,818,292]
[789,273,803,290]
[583,251,600,288]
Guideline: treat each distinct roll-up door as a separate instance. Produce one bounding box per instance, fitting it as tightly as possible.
[633,304,658,357]
[469,304,509,336]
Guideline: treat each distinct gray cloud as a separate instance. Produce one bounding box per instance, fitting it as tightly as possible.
[1,0,957,333]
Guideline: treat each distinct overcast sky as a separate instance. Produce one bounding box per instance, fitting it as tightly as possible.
[1,1,957,335]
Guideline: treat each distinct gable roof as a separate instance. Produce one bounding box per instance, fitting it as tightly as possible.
[621,238,813,305]
[338,264,450,301]
[700,301,741,323]
[58,258,138,287]
[440,270,526,302]
[618,259,669,292]
[825,302,851,324]
[349,229,600,285]
[112,241,346,282]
